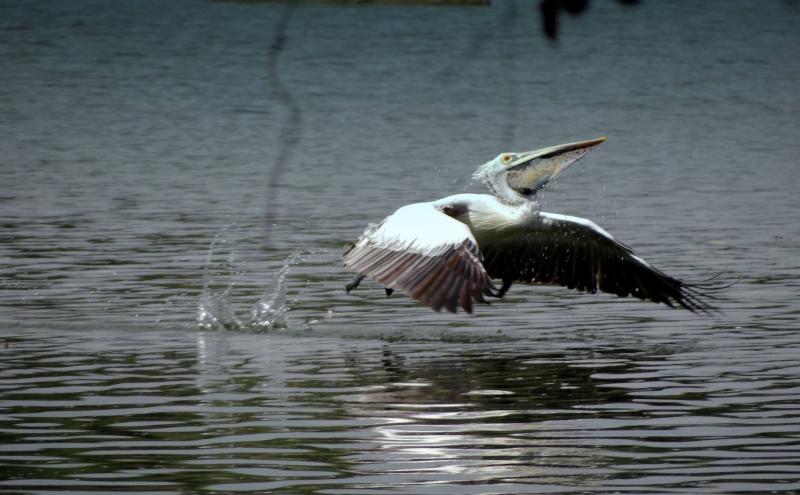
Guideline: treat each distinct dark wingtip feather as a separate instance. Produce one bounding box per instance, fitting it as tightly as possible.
[676,283,723,315]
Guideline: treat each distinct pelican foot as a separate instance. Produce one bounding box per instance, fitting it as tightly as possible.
[345,274,366,293]
[489,279,513,298]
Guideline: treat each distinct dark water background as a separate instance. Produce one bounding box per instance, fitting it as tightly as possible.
[2,0,799,493]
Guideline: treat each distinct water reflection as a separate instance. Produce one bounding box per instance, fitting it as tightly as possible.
[336,348,634,491]
[5,327,798,493]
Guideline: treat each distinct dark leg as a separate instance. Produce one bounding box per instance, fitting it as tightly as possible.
[491,278,513,298]
[345,273,366,293]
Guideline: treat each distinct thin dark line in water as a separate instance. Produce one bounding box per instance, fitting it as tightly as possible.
[264,0,302,243]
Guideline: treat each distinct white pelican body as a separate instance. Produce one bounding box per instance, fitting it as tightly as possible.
[344,138,710,313]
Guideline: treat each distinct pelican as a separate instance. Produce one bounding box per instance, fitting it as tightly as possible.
[343,137,712,313]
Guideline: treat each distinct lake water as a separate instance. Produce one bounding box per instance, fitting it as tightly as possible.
[2,0,799,493]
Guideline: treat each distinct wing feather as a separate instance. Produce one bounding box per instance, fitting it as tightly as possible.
[344,202,493,313]
[481,212,712,312]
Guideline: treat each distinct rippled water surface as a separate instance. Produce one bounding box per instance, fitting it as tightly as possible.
[2,0,799,493]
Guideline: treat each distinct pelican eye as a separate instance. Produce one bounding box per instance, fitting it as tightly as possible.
[501,154,513,165]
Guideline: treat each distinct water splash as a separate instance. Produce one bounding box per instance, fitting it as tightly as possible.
[197,226,243,330]
[248,250,299,330]
[197,225,303,331]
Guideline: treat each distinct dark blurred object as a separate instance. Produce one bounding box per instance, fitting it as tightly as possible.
[539,0,641,41]
[559,0,589,15]
[215,0,489,4]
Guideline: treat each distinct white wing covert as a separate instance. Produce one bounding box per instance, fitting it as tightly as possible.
[343,202,493,313]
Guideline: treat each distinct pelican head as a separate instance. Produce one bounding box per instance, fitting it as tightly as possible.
[473,137,607,204]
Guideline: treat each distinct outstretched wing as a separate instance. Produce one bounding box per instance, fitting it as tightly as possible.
[344,202,494,313]
[480,212,712,312]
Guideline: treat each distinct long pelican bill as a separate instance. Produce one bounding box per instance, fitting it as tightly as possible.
[507,136,607,168]
[505,136,607,195]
